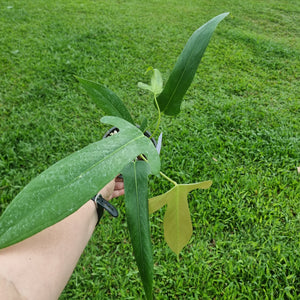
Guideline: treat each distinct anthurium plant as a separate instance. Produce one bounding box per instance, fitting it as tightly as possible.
[0,13,229,299]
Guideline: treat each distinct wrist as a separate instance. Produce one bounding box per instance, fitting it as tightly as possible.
[91,194,118,225]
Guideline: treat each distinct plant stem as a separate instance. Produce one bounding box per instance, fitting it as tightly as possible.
[150,95,161,139]
[139,155,177,186]
[159,171,177,186]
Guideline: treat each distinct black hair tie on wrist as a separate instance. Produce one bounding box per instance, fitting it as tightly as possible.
[92,194,119,225]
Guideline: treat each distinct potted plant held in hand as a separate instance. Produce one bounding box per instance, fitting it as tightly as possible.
[0,13,229,299]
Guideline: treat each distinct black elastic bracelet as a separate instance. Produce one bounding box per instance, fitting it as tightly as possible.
[92,194,118,225]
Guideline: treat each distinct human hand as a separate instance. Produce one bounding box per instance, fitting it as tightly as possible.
[98,176,124,201]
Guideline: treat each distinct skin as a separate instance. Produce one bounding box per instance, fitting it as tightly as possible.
[0,177,124,300]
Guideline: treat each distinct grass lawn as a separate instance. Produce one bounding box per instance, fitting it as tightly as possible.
[0,0,299,298]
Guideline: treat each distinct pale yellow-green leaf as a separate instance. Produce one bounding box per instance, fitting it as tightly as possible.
[164,184,193,256]
[148,180,212,256]
[138,82,152,92]
[148,192,168,214]
[151,69,163,95]
[138,68,163,96]
[148,180,212,214]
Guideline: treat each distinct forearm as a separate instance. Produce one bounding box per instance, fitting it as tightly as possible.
[0,177,124,299]
[0,200,98,300]
[0,274,27,300]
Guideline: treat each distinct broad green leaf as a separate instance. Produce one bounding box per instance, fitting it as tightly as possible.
[0,116,160,249]
[76,77,134,124]
[123,161,153,300]
[149,181,212,255]
[138,68,163,96]
[157,13,229,115]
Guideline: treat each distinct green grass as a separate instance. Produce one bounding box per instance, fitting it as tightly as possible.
[1,0,299,298]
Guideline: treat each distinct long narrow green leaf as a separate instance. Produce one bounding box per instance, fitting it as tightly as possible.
[157,13,229,115]
[0,117,160,249]
[77,77,134,124]
[123,161,153,300]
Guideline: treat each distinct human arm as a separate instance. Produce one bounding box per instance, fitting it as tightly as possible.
[0,176,124,300]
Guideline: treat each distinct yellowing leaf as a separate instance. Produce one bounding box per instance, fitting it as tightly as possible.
[163,185,193,256]
[149,180,212,214]
[148,191,168,214]
[148,180,212,255]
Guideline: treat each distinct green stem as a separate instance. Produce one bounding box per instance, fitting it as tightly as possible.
[139,155,177,187]
[159,171,177,186]
[149,95,161,139]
